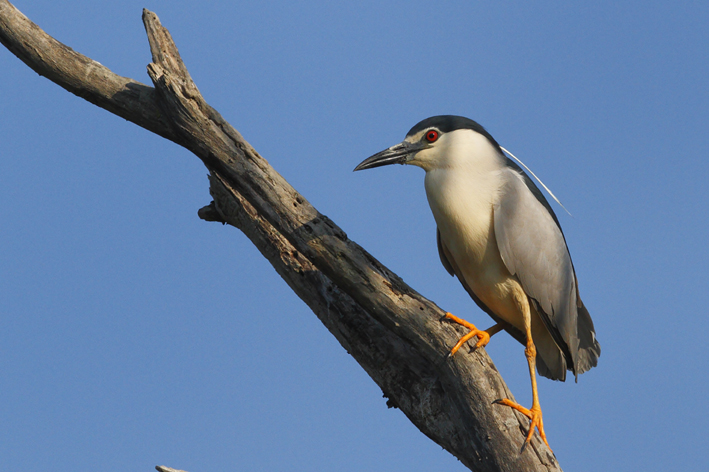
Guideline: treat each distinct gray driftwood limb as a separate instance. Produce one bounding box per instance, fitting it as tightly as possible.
[0,2,561,471]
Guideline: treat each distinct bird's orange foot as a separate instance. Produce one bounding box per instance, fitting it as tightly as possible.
[493,398,551,450]
[442,312,491,356]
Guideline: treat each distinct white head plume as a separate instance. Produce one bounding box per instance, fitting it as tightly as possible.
[500,146,572,217]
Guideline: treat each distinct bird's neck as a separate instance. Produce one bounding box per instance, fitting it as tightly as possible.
[424,164,502,262]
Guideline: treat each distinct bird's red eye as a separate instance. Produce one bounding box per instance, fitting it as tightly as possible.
[425,130,439,143]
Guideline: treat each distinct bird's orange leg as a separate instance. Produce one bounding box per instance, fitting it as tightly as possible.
[443,313,503,356]
[493,339,550,450]
[492,300,551,450]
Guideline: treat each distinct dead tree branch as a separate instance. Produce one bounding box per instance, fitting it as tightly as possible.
[0,2,561,471]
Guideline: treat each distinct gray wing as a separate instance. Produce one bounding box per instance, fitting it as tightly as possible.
[437,229,455,277]
[493,167,599,379]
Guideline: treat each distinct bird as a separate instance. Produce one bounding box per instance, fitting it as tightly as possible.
[354,115,600,449]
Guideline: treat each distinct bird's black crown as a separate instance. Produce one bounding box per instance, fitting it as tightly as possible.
[406,115,502,150]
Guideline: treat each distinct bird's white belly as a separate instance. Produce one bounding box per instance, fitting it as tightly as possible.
[425,169,526,330]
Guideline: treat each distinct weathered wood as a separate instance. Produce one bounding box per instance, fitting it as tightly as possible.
[0,2,561,471]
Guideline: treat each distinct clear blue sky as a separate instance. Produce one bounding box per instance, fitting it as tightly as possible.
[2,1,708,471]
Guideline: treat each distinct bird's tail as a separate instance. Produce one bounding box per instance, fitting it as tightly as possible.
[573,297,601,379]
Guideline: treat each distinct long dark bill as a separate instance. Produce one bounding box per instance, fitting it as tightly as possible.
[353,141,426,171]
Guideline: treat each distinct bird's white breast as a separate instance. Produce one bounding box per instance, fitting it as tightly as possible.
[424,165,503,278]
[422,137,523,326]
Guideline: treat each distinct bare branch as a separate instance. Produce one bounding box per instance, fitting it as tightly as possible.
[0,2,561,471]
[0,0,179,143]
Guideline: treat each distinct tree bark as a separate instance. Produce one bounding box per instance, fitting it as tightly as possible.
[0,2,561,471]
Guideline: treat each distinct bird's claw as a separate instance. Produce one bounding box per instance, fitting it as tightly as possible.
[442,312,491,356]
[493,398,551,451]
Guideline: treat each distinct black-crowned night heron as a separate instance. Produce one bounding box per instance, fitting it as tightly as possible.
[354,115,600,449]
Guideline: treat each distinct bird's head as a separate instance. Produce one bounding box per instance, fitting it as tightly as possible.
[354,115,503,173]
